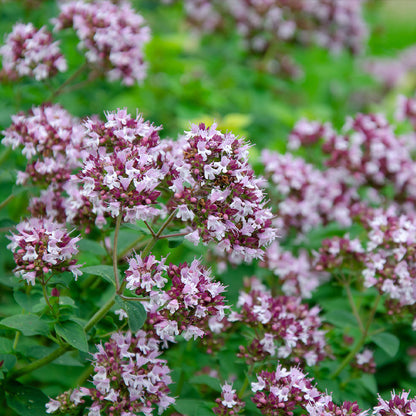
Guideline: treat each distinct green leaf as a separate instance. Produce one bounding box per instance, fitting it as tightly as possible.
[81,265,117,286]
[55,321,89,353]
[5,382,48,416]
[115,297,147,332]
[359,373,377,395]
[189,375,222,392]
[173,399,213,416]
[0,337,12,353]
[13,290,43,312]
[77,239,106,256]
[54,351,84,367]
[371,332,399,357]
[0,353,16,372]
[324,310,357,328]
[0,314,49,336]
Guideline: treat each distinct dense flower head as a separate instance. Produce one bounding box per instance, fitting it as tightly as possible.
[361,208,416,310]
[316,207,416,314]
[262,150,356,233]
[0,22,67,81]
[76,109,164,224]
[316,235,365,273]
[363,45,416,90]
[322,113,416,203]
[166,0,366,77]
[46,330,175,415]
[213,382,246,415]
[234,278,327,366]
[251,363,368,416]
[373,391,416,416]
[53,0,150,85]
[2,104,85,186]
[126,255,228,345]
[7,217,81,285]
[262,241,326,298]
[288,118,334,150]
[251,363,325,415]
[166,123,277,264]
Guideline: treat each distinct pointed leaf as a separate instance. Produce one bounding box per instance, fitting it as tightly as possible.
[0,314,49,336]
[81,265,117,286]
[5,382,48,416]
[115,297,147,332]
[371,332,399,357]
[55,321,88,352]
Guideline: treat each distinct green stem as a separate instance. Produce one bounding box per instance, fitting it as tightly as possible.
[158,231,188,239]
[0,194,14,211]
[142,210,177,257]
[12,332,20,350]
[143,221,156,237]
[9,344,71,379]
[8,293,116,380]
[84,294,116,333]
[75,364,94,386]
[47,62,88,101]
[345,284,364,333]
[120,295,149,302]
[113,214,122,291]
[41,280,55,316]
[238,375,250,398]
[0,147,12,166]
[331,294,382,379]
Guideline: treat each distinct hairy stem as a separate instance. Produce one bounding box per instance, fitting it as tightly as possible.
[331,294,382,379]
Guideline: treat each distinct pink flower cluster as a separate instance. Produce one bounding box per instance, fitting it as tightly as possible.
[396,95,416,131]
[166,0,366,76]
[262,241,325,298]
[46,331,175,415]
[361,208,416,312]
[288,110,416,211]
[363,45,416,90]
[316,207,416,314]
[7,217,81,285]
[251,363,367,416]
[373,391,416,416]
[287,118,334,150]
[77,109,163,224]
[262,150,356,234]
[0,22,67,81]
[2,104,84,187]
[166,123,277,264]
[232,278,327,367]
[322,114,415,194]
[126,255,228,345]
[53,0,150,85]
[352,349,376,374]
[213,382,245,415]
